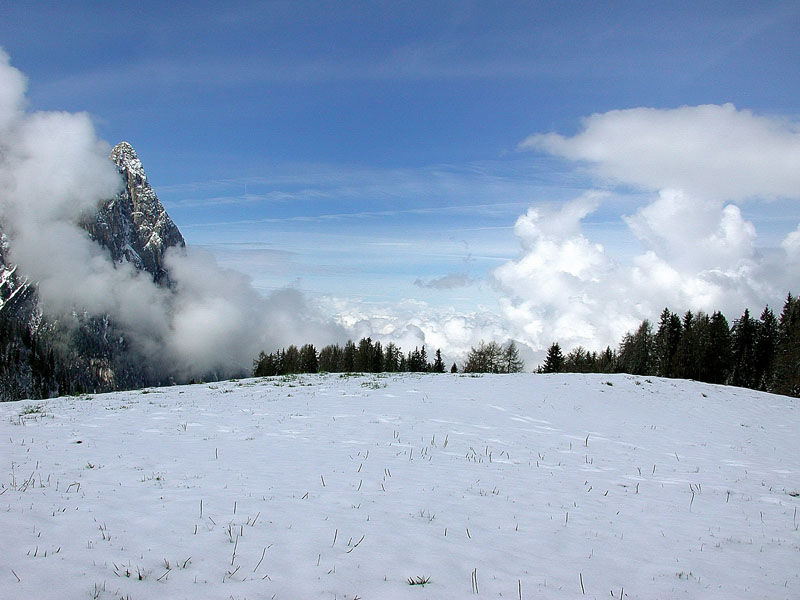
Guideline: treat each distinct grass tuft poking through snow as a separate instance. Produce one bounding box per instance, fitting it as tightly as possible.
[0,373,798,598]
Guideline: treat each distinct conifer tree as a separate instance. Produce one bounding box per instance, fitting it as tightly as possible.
[730,309,757,388]
[754,306,778,390]
[617,320,654,375]
[654,308,682,377]
[341,340,356,372]
[596,346,616,373]
[771,294,800,396]
[463,341,503,373]
[355,337,373,372]
[502,341,525,373]
[433,349,445,373]
[383,342,401,372]
[564,346,593,373]
[318,344,342,372]
[299,344,318,374]
[675,311,699,380]
[541,342,564,373]
[282,345,301,374]
[696,312,731,384]
[371,340,384,373]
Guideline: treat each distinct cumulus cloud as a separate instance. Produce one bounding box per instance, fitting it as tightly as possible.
[521,104,800,201]
[499,105,800,355]
[0,50,343,380]
[493,196,634,351]
[782,225,800,262]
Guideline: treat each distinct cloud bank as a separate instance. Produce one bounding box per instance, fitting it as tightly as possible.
[499,105,800,354]
[0,49,343,380]
[521,104,800,201]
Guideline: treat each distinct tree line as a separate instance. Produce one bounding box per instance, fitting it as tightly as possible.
[253,337,527,377]
[538,293,800,397]
[253,338,451,376]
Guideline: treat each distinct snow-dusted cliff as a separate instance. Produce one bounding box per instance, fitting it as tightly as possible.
[0,142,187,399]
[0,223,35,319]
[84,141,185,283]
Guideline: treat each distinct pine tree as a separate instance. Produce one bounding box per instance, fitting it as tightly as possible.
[754,306,778,390]
[502,341,525,373]
[341,340,356,372]
[675,311,699,380]
[355,337,373,372]
[596,346,616,373]
[654,308,682,377]
[463,341,503,373]
[696,311,731,384]
[407,347,423,372]
[617,320,654,375]
[299,344,318,373]
[771,294,800,396]
[253,351,268,376]
[282,345,301,374]
[318,344,342,372]
[433,349,445,373]
[383,343,400,372]
[730,309,757,388]
[564,346,593,373]
[450,362,458,373]
[371,341,384,373]
[540,342,564,373]
[253,350,282,376]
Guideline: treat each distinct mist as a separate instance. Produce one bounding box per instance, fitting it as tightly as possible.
[0,50,344,381]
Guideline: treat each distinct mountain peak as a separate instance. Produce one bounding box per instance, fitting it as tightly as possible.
[110,141,146,181]
[85,141,185,283]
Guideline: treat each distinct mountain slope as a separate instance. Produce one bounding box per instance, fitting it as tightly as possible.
[0,142,186,400]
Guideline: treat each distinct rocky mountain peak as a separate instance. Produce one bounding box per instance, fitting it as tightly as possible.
[2,141,189,399]
[84,141,185,283]
[110,141,146,182]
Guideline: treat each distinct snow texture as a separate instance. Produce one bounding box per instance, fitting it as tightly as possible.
[1,373,798,599]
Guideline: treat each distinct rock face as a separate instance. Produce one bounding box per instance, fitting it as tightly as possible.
[0,222,36,320]
[0,142,185,400]
[84,142,185,283]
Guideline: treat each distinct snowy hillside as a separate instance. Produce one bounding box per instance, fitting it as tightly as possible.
[1,373,798,599]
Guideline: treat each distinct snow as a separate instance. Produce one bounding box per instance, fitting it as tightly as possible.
[111,142,147,182]
[1,373,798,599]
[0,263,31,312]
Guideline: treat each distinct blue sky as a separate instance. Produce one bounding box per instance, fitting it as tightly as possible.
[2,1,800,361]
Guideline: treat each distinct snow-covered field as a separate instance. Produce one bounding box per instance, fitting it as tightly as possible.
[1,373,798,599]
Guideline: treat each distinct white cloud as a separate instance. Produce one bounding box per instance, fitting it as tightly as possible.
[0,49,26,133]
[495,189,796,353]
[498,105,800,355]
[782,224,800,262]
[323,296,511,364]
[624,189,757,273]
[521,104,800,201]
[0,49,346,380]
[493,196,634,351]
